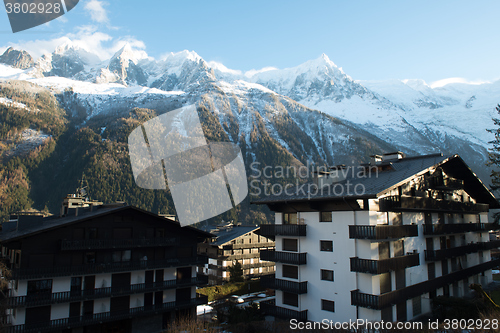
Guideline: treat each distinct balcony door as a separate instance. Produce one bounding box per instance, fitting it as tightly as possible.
[25,306,50,329]
[112,272,131,293]
[396,301,407,321]
[145,270,154,288]
[176,287,192,306]
[177,267,192,285]
[69,302,81,323]
[71,277,82,297]
[110,295,130,316]
[84,275,95,296]
[379,242,390,260]
[155,269,164,286]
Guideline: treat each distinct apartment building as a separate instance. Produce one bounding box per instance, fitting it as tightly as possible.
[0,195,211,333]
[198,224,275,284]
[255,153,500,323]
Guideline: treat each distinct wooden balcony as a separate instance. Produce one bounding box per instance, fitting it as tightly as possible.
[260,224,307,237]
[4,295,208,333]
[61,237,179,250]
[430,176,464,191]
[351,258,500,309]
[12,256,208,280]
[260,274,307,294]
[379,196,489,213]
[8,275,208,308]
[222,242,275,250]
[260,250,307,265]
[349,225,418,240]
[260,299,307,322]
[423,223,484,235]
[350,253,420,274]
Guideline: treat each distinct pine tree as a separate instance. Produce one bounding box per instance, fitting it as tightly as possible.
[487,104,500,222]
[228,260,244,283]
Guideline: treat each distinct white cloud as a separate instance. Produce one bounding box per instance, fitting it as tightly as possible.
[207,61,242,76]
[56,15,69,23]
[244,66,278,78]
[84,0,109,24]
[5,26,148,62]
[430,77,491,88]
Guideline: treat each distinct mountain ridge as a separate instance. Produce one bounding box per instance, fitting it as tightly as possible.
[0,44,496,186]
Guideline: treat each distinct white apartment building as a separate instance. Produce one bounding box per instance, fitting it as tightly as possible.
[256,153,500,322]
[198,224,275,284]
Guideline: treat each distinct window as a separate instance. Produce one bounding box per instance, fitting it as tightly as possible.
[283,213,297,225]
[428,263,435,280]
[283,265,298,279]
[283,292,298,307]
[27,279,52,296]
[112,250,131,262]
[283,238,298,252]
[156,228,165,237]
[85,252,96,264]
[321,269,334,281]
[412,296,422,316]
[320,240,333,252]
[320,212,332,222]
[88,228,98,239]
[321,299,335,312]
[113,228,132,239]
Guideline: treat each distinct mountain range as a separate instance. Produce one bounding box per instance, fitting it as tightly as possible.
[0,42,498,222]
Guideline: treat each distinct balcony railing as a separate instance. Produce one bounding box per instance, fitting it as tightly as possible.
[4,295,209,333]
[8,275,208,308]
[480,239,500,250]
[351,258,500,310]
[425,244,479,261]
[423,223,485,235]
[349,225,418,240]
[379,196,489,213]
[260,275,307,294]
[350,253,420,274]
[430,177,464,190]
[12,256,208,280]
[213,261,275,271]
[260,299,307,321]
[477,223,500,232]
[260,250,307,265]
[222,253,261,260]
[423,240,500,261]
[61,237,179,250]
[260,224,307,237]
[222,242,275,250]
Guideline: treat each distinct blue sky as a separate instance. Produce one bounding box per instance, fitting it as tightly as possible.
[0,0,499,84]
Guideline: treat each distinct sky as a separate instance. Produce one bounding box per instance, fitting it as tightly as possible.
[0,0,499,84]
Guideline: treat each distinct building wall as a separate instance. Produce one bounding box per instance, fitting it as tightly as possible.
[95,298,110,314]
[272,208,495,323]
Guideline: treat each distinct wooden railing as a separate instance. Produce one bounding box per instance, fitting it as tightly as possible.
[350,253,420,274]
[260,250,307,265]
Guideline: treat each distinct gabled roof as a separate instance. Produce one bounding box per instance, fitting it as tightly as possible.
[210,226,259,246]
[252,154,499,208]
[0,205,212,243]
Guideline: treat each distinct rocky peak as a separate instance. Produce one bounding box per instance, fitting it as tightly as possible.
[0,47,34,69]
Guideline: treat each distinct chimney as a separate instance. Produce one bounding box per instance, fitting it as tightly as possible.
[313,165,347,187]
[370,152,406,165]
[382,151,406,161]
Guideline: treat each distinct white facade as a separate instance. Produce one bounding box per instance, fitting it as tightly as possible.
[7,266,198,326]
[271,206,496,323]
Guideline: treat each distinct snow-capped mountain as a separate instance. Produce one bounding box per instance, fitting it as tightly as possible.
[0,43,497,183]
